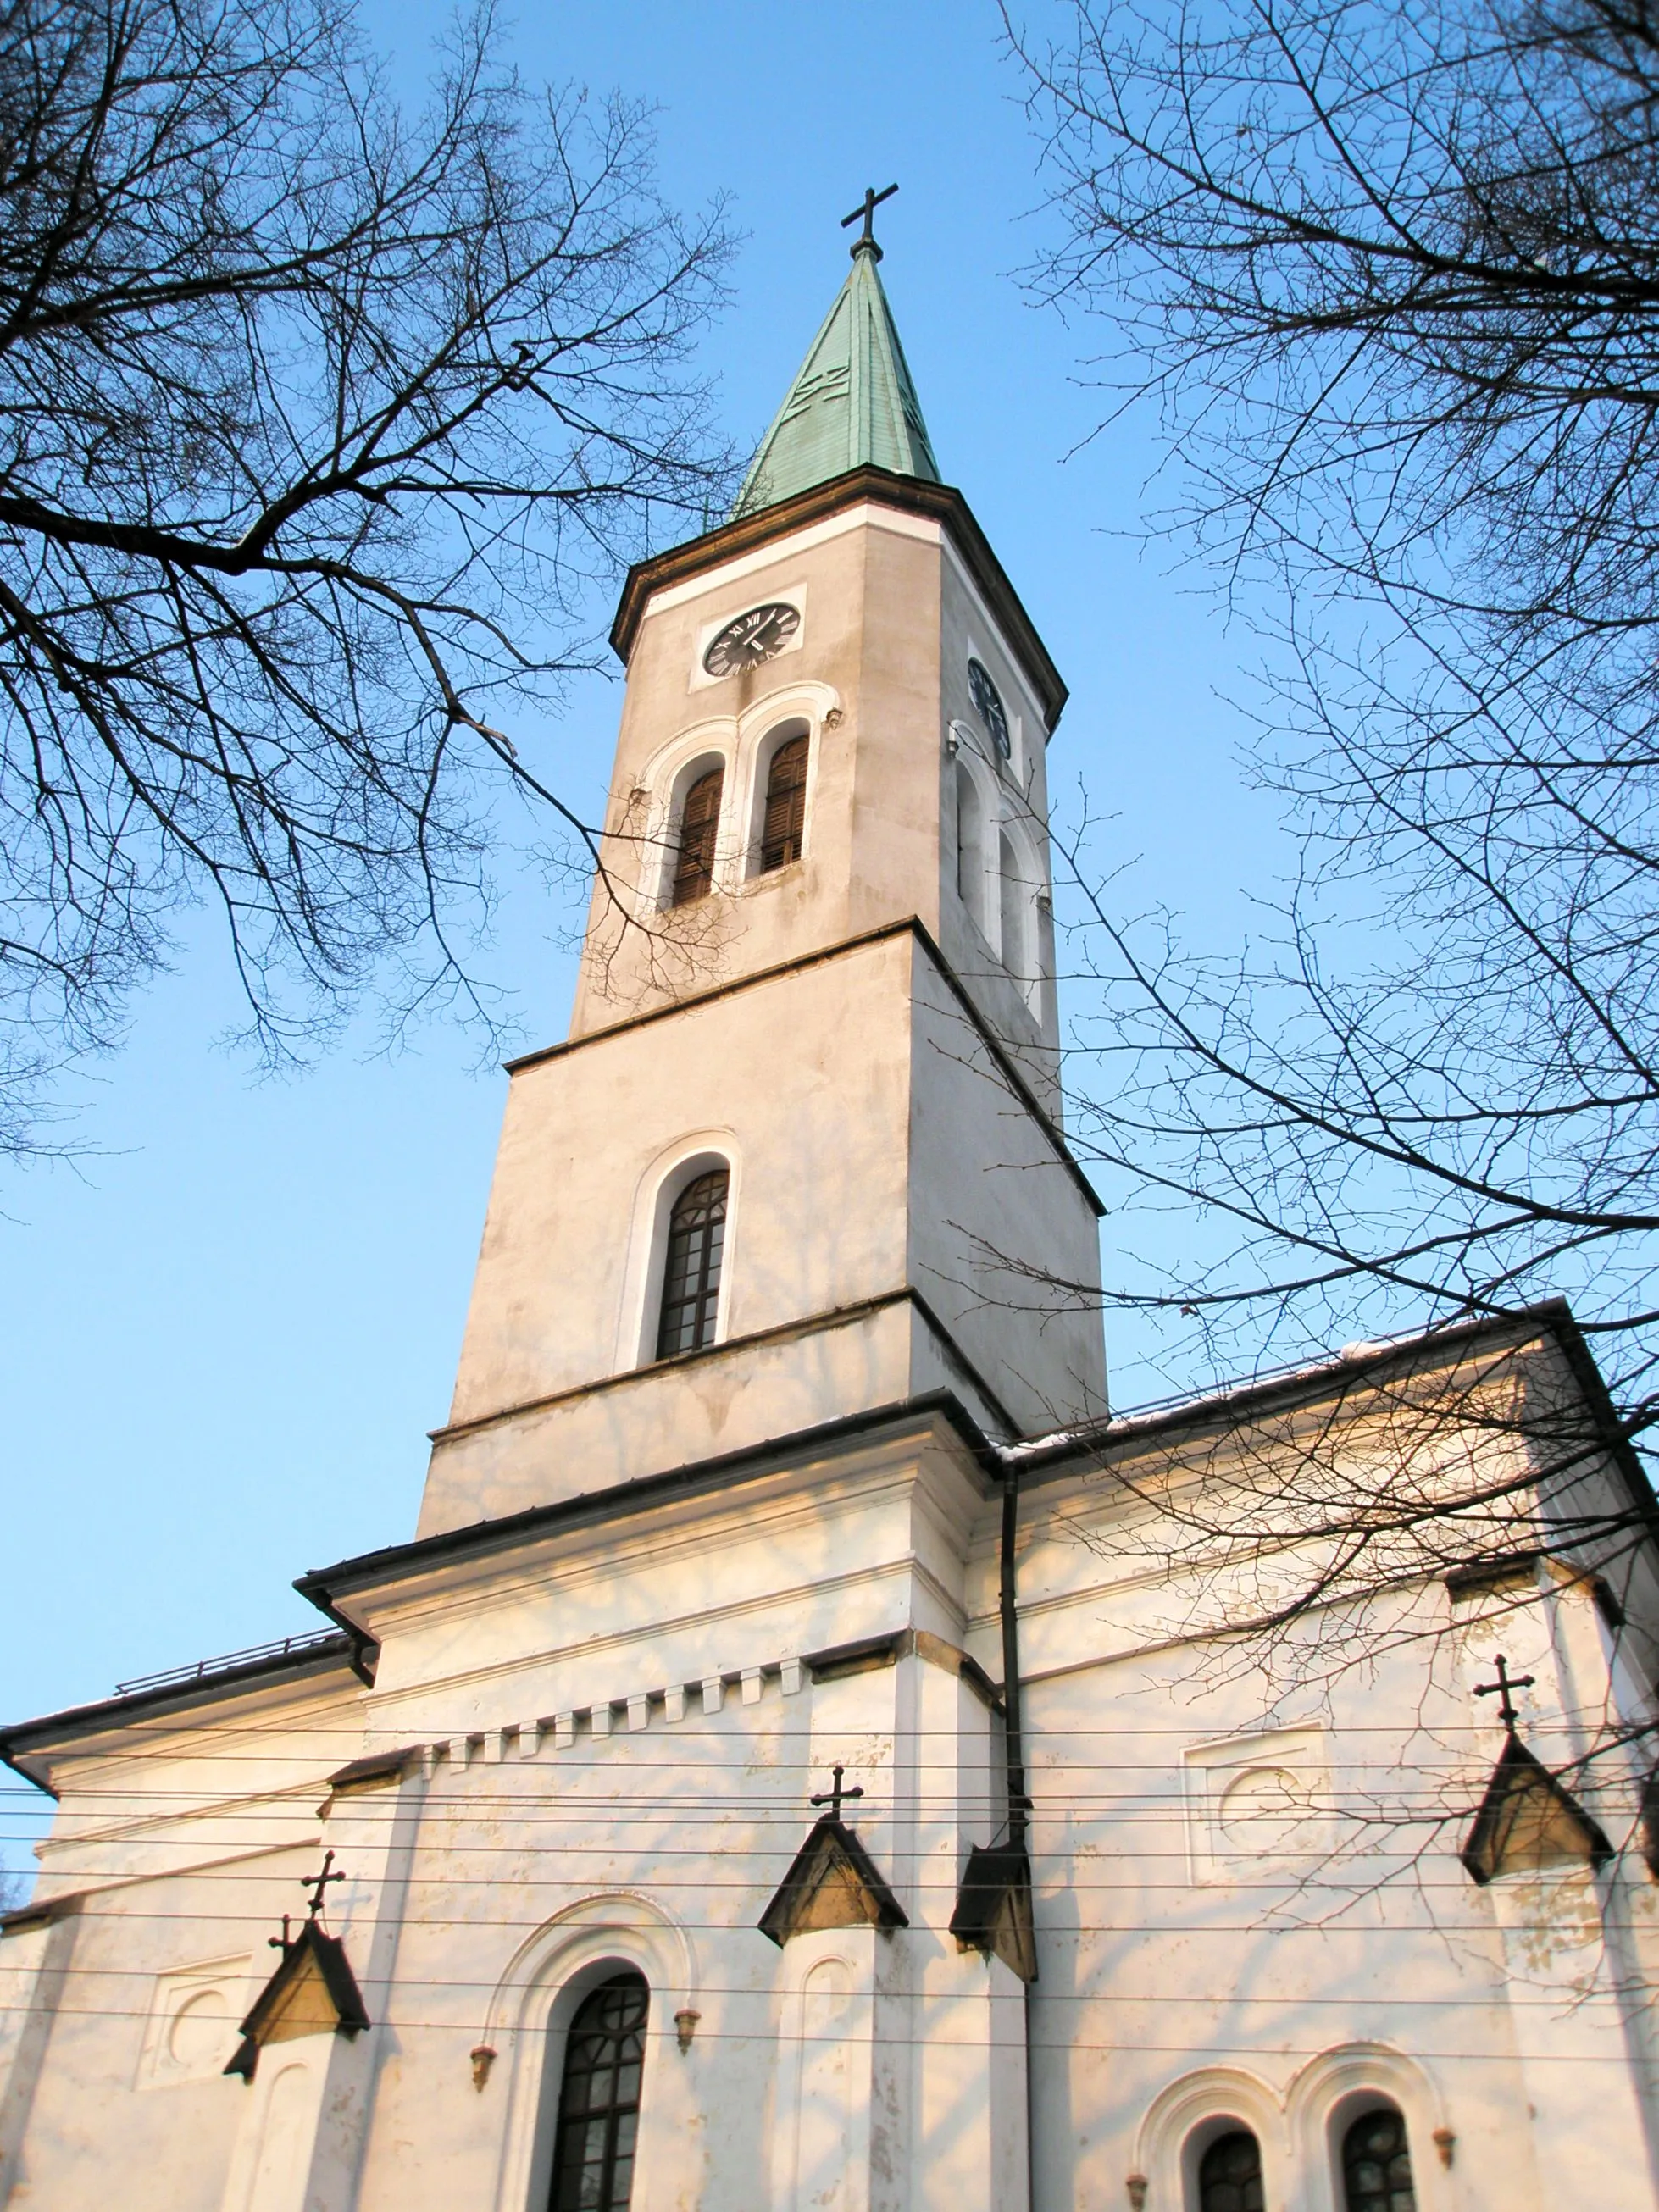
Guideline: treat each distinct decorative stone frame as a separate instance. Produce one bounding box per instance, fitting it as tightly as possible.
[741,713,813,881]
[1285,2043,1448,2212]
[633,680,838,912]
[653,743,732,911]
[731,680,836,886]
[219,2042,333,2212]
[688,584,808,695]
[1132,2045,1450,2212]
[764,1926,879,2212]
[135,1951,252,2087]
[615,1129,741,1371]
[1135,2064,1286,2212]
[1181,1724,1334,1887]
[480,1892,698,2212]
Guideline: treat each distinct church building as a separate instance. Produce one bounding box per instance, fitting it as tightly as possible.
[4,213,1659,2212]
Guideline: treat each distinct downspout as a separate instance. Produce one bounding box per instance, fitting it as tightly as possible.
[999,1465,1029,1849]
[1000,1462,1039,2212]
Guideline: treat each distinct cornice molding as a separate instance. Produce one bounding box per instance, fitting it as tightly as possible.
[609,467,1068,733]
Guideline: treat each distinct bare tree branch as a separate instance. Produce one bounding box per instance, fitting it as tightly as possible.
[0,0,736,1152]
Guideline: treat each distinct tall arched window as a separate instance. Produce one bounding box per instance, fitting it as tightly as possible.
[999,830,1026,979]
[1342,2109,1415,2212]
[548,1971,648,2212]
[956,762,984,924]
[759,735,808,871]
[1197,2131,1264,2212]
[672,766,724,906]
[656,1168,728,1358]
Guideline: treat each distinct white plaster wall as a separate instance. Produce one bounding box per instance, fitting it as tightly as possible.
[421,927,1107,1535]
[906,936,1105,1434]
[420,1291,923,1533]
[374,1424,987,1732]
[12,1352,1656,2212]
[935,544,1059,1108]
[0,1665,369,2212]
[956,1374,1659,2212]
[441,937,913,1433]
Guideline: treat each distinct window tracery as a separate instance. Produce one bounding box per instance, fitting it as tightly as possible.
[1197,2131,1264,2212]
[547,1971,649,2212]
[656,1168,728,1357]
[1341,2109,1415,2212]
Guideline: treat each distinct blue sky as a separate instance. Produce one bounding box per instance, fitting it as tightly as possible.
[0,2,1288,1798]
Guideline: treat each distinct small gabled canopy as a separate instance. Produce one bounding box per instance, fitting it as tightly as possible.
[225,1921,370,2081]
[758,1814,908,1946]
[1461,1734,1614,1886]
[732,242,940,521]
[948,1842,1037,1983]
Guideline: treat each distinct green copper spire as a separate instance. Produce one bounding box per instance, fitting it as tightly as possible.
[732,236,941,520]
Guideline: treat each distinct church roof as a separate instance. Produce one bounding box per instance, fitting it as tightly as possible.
[732,243,940,520]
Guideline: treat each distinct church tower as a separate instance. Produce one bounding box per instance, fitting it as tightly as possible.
[419,220,1107,1539]
[8,209,1657,2212]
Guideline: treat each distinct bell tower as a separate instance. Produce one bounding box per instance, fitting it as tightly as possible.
[418,223,1107,1538]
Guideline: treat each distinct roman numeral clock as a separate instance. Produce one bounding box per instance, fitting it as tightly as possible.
[702,601,800,678]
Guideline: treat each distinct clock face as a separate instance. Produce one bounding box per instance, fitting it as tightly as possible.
[968,657,1011,759]
[702,602,800,679]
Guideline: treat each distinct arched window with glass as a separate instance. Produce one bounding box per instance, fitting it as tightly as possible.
[758,734,808,872]
[1341,2109,1415,2212]
[547,1971,649,2212]
[671,766,724,906]
[656,1167,728,1358]
[1197,2131,1264,2212]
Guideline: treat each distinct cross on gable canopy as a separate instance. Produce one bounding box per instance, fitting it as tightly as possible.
[1460,1732,1613,1885]
[758,1809,908,1947]
[1474,1653,1536,1732]
[224,1918,370,2081]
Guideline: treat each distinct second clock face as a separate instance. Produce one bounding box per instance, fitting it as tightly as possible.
[968,657,1011,759]
[702,602,801,678]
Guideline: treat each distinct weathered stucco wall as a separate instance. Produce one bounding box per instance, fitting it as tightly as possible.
[420,924,1104,1535]
[11,1368,1659,2212]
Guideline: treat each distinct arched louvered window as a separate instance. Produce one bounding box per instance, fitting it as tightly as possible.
[999,830,1027,978]
[759,735,808,871]
[956,762,984,923]
[1342,2110,1415,2212]
[548,1971,648,2212]
[1197,2132,1264,2212]
[672,767,724,906]
[656,1167,728,1358]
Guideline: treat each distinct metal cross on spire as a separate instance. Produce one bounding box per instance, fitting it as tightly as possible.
[1474,1653,1535,1733]
[810,1762,865,1821]
[301,1849,345,1921]
[841,182,898,258]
